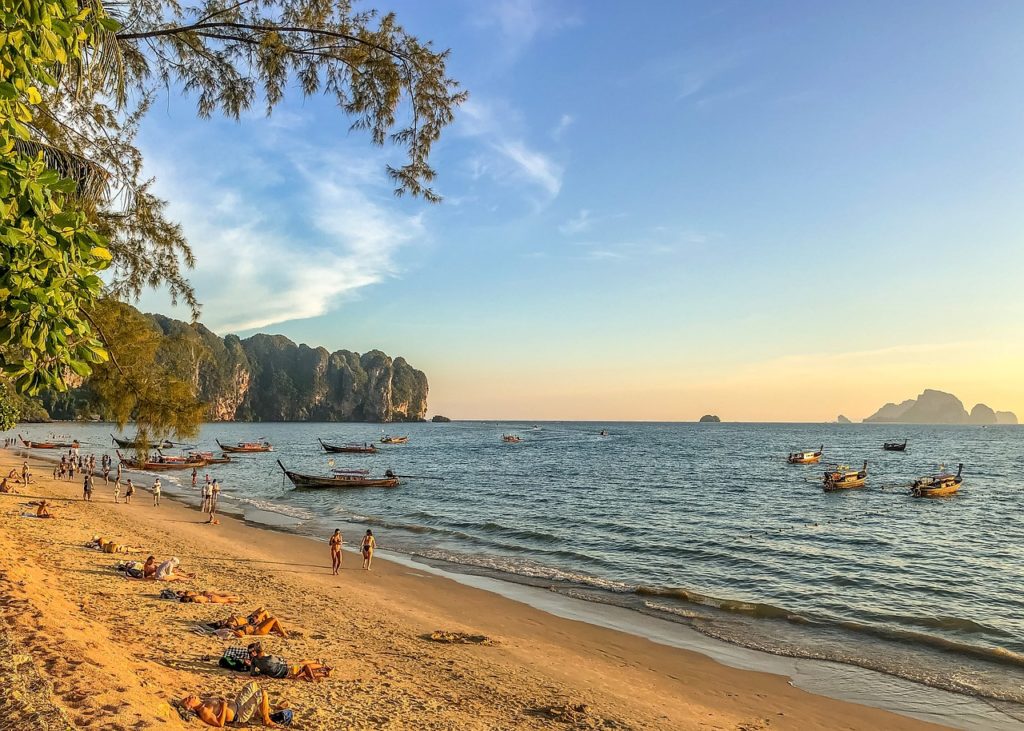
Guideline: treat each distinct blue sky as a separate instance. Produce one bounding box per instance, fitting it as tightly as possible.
[137,1,1024,420]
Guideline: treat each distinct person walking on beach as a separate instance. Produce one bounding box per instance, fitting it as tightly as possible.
[360,530,375,571]
[152,478,162,506]
[21,461,29,485]
[200,481,210,513]
[191,467,198,488]
[83,472,93,501]
[124,479,134,504]
[211,479,221,513]
[113,475,121,503]
[329,529,343,575]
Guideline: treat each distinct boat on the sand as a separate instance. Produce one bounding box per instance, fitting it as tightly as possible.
[823,461,868,491]
[787,445,823,464]
[277,460,398,489]
[912,464,963,498]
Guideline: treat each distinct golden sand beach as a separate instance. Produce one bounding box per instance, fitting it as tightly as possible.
[0,448,949,730]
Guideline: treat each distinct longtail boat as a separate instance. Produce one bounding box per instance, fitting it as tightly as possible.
[277,460,398,489]
[380,435,409,444]
[111,433,173,449]
[20,434,78,449]
[787,445,823,464]
[192,451,231,465]
[883,439,908,452]
[117,450,208,470]
[823,461,868,491]
[502,434,521,443]
[216,439,272,453]
[318,438,377,454]
[912,464,963,498]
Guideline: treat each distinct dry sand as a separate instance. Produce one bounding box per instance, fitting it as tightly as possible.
[0,448,950,730]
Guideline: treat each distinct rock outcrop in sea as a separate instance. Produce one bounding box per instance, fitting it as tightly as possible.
[863,389,1017,425]
[431,415,452,422]
[698,414,721,423]
[837,415,852,424]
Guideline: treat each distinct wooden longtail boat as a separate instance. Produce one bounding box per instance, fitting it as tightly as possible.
[192,451,231,465]
[318,438,378,454]
[912,464,963,498]
[883,439,908,452]
[380,435,409,444]
[20,434,78,450]
[277,460,398,489]
[787,445,823,464]
[216,439,272,453]
[823,461,868,491]
[502,434,521,443]
[117,450,208,470]
[111,433,173,449]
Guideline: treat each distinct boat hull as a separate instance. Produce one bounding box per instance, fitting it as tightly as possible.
[217,440,272,453]
[278,461,397,489]
[824,477,867,491]
[788,454,821,464]
[318,439,377,454]
[912,479,962,498]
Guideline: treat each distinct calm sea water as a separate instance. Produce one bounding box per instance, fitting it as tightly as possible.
[10,421,1024,714]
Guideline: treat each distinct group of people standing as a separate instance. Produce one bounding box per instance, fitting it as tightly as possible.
[194,469,221,520]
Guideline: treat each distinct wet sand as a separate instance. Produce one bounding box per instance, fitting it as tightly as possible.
[0,448,950,730]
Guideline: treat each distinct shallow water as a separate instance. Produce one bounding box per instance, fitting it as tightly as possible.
[12,420,1024,715]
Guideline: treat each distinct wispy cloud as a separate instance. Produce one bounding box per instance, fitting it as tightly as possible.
[470,0,582,60]
[142,144,424,333]
[559,209,591,235]
[458,98,564,203]
[552,113,574,140]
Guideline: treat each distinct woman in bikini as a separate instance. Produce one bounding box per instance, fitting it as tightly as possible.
[329,529,342,575]
[360,530,375,571]
[213,608,289,638]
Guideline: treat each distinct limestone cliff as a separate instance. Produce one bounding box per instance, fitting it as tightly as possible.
[864,389,1016,425]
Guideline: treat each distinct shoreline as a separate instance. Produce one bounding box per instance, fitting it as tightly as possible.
[0,447,981,730]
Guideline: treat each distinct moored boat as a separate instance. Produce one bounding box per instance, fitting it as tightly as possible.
[502,434,521,443]
[20,434,78,449]
[883,439,908,452]
[318,438,378,454]
[111,433,173,449]
[912,463,963,498]
[277,460,398,489]
[216,439,272,453]
[380,435,409,444]
[117,450,208,470]
[192,451,231,465]
[787,444,823,464]
[823,461,868,491]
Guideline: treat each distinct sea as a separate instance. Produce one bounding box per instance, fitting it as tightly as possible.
[9,421,1024,727]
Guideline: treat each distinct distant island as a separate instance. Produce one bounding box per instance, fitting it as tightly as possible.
[837,415,852,424]
[431,415,452,422]
[863,389,1017,425]
[699,414,721,423]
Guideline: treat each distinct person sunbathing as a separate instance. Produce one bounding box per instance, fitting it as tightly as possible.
[212,608,289,638]
[154,557,195,581]
[36,500,51,518]
[177,590,240,604]
[0,477,15,494]
[181,681,283,727]
[247,642,331,682]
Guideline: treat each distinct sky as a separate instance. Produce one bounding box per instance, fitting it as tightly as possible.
[136,0,1024,422]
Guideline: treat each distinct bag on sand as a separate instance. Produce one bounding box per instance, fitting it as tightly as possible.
[270,709,293,726]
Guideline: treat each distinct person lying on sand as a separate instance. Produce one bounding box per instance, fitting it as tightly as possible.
[181,681,290,727]
[247,642,331,682]
[172,590,240,604]
[210,608,289,638]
